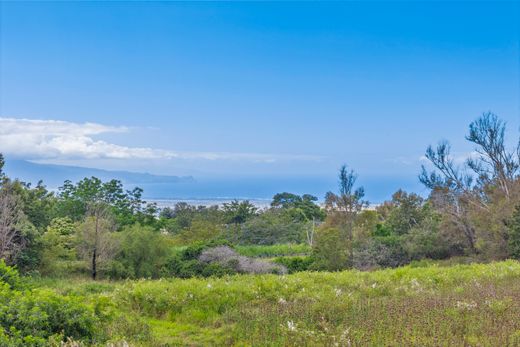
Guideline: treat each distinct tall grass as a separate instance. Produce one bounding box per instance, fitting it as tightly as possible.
[35,260,520,346]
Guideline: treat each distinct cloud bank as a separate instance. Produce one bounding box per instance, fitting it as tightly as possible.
[0,118,321,163]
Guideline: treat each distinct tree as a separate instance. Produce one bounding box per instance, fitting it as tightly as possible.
[111,224,170,278]
[322,165,368,267]
[238,209,307,245]
[77,204,118,280]
[0,188,25,264]
[466,112,519,200]
[40,217,76,275]
[223,200,257,225]
[57,177,157,228]
[420,113,520,256]
[377,190,425,235]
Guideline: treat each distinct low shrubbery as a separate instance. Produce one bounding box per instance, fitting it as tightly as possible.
[235,244,311,258]
[200,246,287,274]
[273,256,314,273]
[166,241,287,278]
[0,263,150,346]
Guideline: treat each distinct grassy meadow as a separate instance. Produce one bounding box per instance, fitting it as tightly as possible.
[31,260,520,346]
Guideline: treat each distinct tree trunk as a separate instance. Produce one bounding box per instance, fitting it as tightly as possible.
[92,248,97,280]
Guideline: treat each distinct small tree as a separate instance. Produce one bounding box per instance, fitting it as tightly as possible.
[77,204,118,280]
[322,165,368,267]
[40,217,76,275]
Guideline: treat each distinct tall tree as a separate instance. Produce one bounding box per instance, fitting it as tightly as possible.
[0,188,25,264]
[420,113,520,255]
[323,165,368,266]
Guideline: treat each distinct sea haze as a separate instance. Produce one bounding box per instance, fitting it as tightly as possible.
[4,160,426,205]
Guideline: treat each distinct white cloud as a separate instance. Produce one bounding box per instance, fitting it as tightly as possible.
[0,117,321,163]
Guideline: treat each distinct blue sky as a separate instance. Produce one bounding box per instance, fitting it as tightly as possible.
[1,1,519,201]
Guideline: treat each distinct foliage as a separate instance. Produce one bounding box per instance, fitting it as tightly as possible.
[109,224,171,279]
[39,217,77,276]
[0,264,103,346]
[165,241,286,278]
[77,213,118,280]
[273,256,314,273]
[509,205,520,260]
[33,260,520,346]
[56,177,157,228]
[271,192,325,221]
[0,259,23,290]
[199,246,286,274]
[222,200,257,225]
[235,244,311,258]
[311,227,349,271]
[173,218,224,244]
[238,209,307,245]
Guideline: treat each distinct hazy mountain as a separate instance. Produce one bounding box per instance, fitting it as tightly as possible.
[3,159,194,189]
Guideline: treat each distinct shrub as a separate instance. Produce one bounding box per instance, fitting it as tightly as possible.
[199,246,287,274]
[109,224,171,279]
[0,260,23,290]
[273,256,314,273]
[165,242,287,277]
[311,227,349,271]
[0,264,103,345]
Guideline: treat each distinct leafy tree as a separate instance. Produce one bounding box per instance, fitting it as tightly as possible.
[77,205,118,280]
[238,209,306,245]
[271,192,325,222]
[40,217,77,275]
[377,190,425,235]
[57,177,156,228]
[223,200,257,225]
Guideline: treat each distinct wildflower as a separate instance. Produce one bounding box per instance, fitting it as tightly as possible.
[334,288,342,297]
[207,283,212,289]
[287,320,297,331]
[278,297,287,305]
[371,283,377,289]
[455,300,477,310]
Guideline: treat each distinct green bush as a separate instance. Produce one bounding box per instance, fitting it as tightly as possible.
[0,260,23,290]
[273,256,314,273]
[165,240,236,278]
[109,224,171,279]
[0,263,105,346]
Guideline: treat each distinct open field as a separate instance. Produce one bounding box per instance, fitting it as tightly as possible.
[31,260,520,346]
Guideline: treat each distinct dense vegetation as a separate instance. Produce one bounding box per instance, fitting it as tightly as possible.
[3,260,519,346]
[1,112,520,345]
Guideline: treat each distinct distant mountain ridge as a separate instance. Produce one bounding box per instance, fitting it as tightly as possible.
[3,159,194,189]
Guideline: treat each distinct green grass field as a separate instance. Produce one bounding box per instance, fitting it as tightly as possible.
[33,260,520,346]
